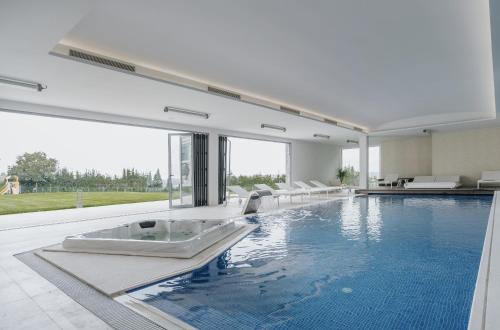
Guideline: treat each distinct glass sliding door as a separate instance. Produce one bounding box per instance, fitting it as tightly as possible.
[168,133,193,208]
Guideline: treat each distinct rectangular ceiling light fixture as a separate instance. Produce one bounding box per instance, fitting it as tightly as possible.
[261,123,286,132]
[0,76,46,92]
[164,106,210,119]
[313,133,330,140]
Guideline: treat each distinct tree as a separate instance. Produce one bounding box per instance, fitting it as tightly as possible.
[147,171,153,187]
[152,169,163,188]
[228,174,286,191]
[340,166,359,186]
[8,152,58,190]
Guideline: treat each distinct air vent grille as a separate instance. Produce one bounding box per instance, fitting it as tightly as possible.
[69,49,136,72]
[353,127,364,132]
[324,118,338,125]
[279,106,301,116]
[207,86,241,99]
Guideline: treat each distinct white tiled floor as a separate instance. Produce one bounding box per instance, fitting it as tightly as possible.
[0,196,341,329]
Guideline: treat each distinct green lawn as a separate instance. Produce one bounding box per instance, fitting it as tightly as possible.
[0,192,170,215]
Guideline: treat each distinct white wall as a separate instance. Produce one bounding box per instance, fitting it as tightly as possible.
[290,141,341,185]
[432,127,500,186]
[377,127,500,186]
[379,136,432,177]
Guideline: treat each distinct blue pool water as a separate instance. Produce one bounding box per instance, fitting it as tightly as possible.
[128,195,492,329]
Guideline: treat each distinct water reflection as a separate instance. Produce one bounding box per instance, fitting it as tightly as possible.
[367,197,381,241]
[339,198,361,240]
[228,214,289,263]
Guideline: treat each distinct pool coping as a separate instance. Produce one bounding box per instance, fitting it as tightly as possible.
[469,191,499,330]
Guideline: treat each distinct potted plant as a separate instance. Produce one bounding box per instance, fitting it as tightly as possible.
[336,168,348,186]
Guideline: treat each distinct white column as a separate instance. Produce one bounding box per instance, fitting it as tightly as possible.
[207,131,219,206]
[359,135,369,189]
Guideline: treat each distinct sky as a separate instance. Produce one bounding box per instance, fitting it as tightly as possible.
[0,112,287,178]
[227,137,287,176]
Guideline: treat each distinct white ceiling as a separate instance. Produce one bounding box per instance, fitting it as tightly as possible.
[0,0,498,145]
[0,0,361,145]
[62,0,496,131]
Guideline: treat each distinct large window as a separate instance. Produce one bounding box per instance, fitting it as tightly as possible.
[341,146,380,186]
[0,111,181,215]
[227,137,289,190]
[369,146,380,181]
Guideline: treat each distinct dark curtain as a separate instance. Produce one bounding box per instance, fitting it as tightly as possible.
[193,133,208,206]
[218,136,228,204]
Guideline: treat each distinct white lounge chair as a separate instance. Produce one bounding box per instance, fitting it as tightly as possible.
[276,182,296,191]
[277,182,311,198]
[254,183,305,204]
[309,180,342,192]
[294,181,333,197]
[382,174,399,188]
[405,176,462,189]
[227,185,250,204]
[477,171,500,189]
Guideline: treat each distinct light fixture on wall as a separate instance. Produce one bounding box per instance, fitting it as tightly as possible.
[164,106,210,119]
[313,133,330,140]
[261,123,286,132]
[346,139,359,144]
[0,75,46,92]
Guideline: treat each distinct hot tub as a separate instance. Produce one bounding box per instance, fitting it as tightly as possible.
[62,219,242,258]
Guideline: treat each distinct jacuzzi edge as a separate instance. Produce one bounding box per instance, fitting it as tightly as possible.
[469,191,499,330]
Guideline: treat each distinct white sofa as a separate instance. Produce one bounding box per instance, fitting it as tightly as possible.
[405,176,462,189]
[477,171,500,189]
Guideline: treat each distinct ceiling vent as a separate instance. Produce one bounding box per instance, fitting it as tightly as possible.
[353,127,364,132]
[279,106,301,116]
[69,49,136,72]
[324,118,338,126]
[207,86,241,99]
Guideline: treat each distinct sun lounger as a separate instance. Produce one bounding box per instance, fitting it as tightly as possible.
[309,180,342,191]
[477,171,500,189]
[254,183,305,204]
[294,181,335,197]
[227,185,250,204]
[381,174,399,188]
